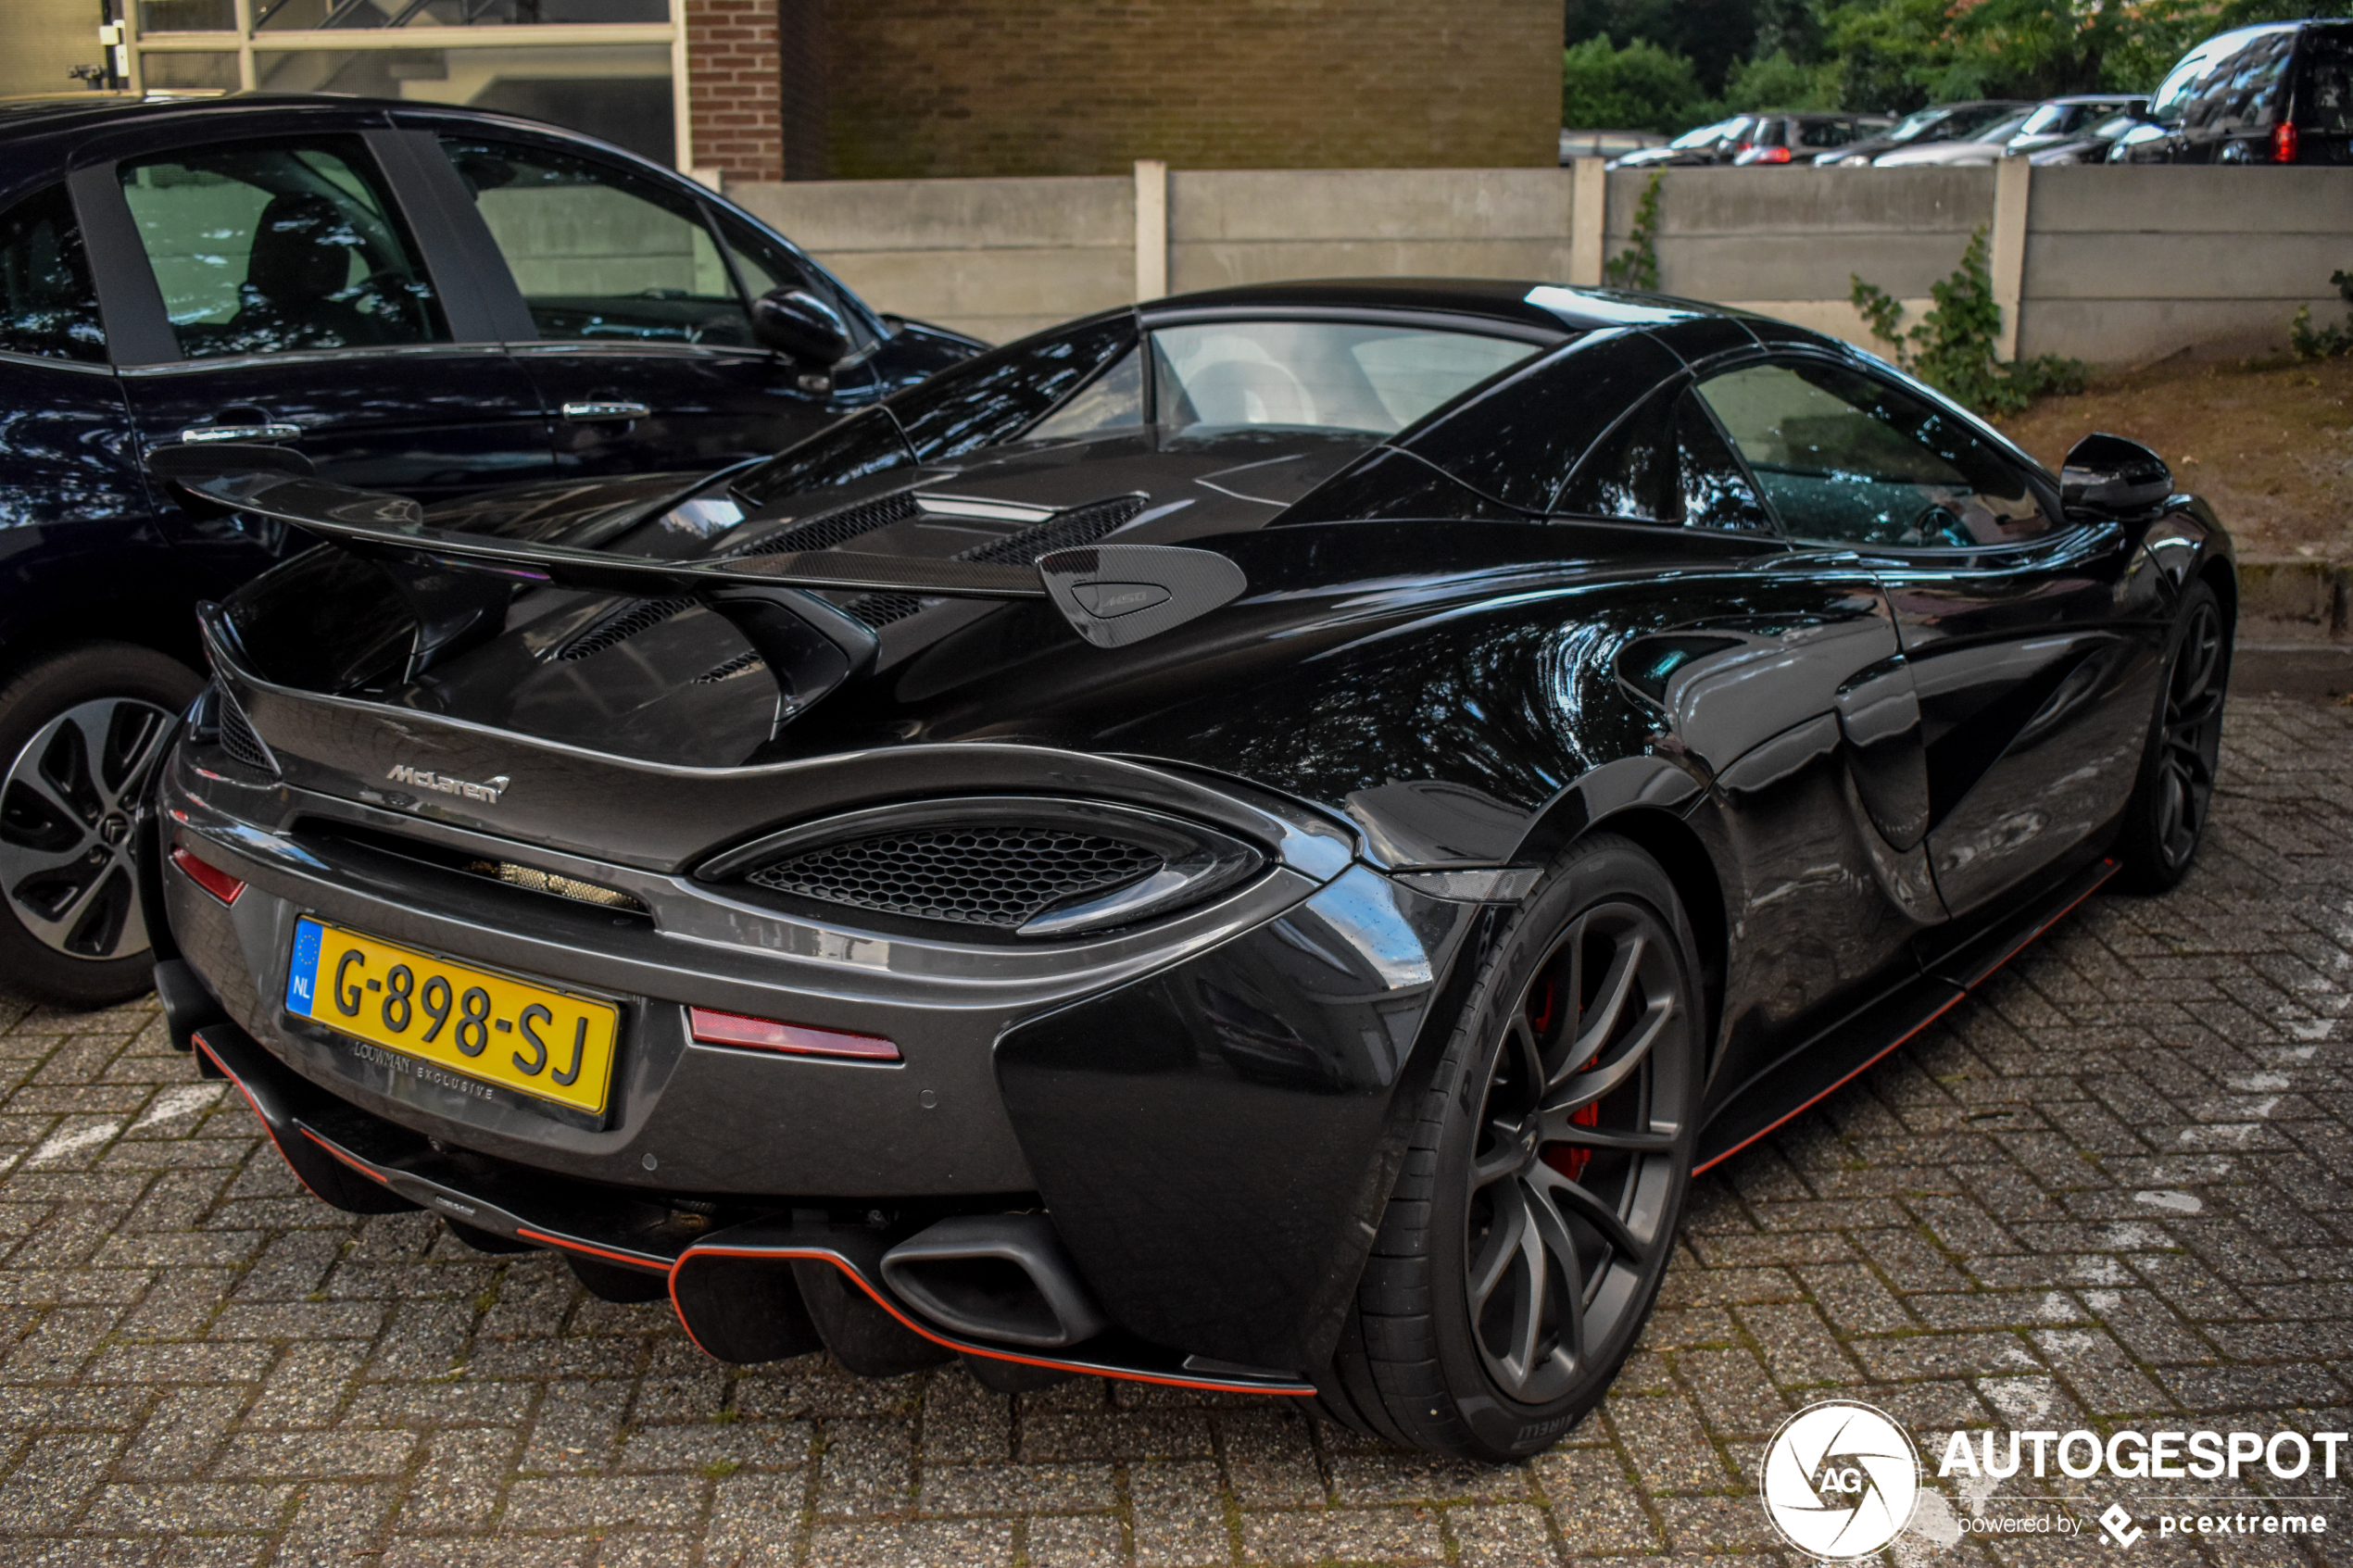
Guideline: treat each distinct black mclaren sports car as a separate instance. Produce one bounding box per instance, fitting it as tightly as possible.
[140,280,2233,1461]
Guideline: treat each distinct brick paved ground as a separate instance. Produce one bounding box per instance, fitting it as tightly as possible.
[1,693,2348,1565]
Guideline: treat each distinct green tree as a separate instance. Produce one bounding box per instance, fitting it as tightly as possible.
[1561,36,1707,132]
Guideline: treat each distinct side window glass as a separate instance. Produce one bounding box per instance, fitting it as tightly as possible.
[709,207,875,356]
[1027,345,1144,441]
[0,185,106,364]
[2150,50,2211,122]
[2305,30,2353,133]
[118,138,445,359]
[442,137,749,347]
[1553,383,1771,530]
[1695,360,2052,548]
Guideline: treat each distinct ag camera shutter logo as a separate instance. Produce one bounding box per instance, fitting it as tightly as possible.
[1761,1400,1921,1559]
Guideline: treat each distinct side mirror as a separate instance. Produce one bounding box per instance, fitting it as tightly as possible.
[751,287,849,367]
[2061,432,2172,514]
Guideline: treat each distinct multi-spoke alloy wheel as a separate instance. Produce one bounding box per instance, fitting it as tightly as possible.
[1327,834,1703,1461]
[2119,581,2230,894]
[0,645,202,1007]
[1463,899,1691,1405]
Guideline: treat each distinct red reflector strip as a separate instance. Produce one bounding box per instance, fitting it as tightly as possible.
[170,846,245,906]
[687,1007,900,1061]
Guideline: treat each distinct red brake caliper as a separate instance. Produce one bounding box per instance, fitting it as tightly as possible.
[1529,975,1601,1183]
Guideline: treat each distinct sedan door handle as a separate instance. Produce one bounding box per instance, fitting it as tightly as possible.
[562,400,650,421]
[180,422,301,445]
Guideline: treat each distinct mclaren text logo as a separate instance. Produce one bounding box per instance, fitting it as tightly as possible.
[385,764,510,804]
[1760,1400,1921,1561]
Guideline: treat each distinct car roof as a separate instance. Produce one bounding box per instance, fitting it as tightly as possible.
[1139,278,1756,338]
[0,90,644,154]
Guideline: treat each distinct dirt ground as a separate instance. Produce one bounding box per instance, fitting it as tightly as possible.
[1992,351,2353,560]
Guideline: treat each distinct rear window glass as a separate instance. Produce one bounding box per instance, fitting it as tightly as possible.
[1149,320,1535,437]
[2303,27,2353,132]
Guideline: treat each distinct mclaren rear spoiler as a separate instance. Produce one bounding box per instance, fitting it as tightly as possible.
[156,449,1246,699]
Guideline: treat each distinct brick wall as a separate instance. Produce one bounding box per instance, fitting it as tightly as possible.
[807,0,1561,179]
[687,0,783,182]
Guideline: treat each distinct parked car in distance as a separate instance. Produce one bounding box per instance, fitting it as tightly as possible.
[2002,94,2149,157]
[1611,117,1751,168]
[2029,107,2155,166]
[1815,99,2032,164]
[0,92,981,1007]
[1728,111,1894,164]
[2110,18,2351,164]
[1870,107,2034,166]
[1560,128,1668,164]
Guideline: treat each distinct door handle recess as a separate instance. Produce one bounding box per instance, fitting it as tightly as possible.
[562,400,650,421]
[180,422,300,445]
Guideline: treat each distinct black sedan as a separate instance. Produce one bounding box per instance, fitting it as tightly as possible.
[0,92,977,1005]
[144,280,2233,1461]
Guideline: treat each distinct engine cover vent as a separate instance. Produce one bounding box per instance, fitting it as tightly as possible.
[216,691,278,774]
[749,826,1161,930]
[557,596,695,661]
[738,491,920,557]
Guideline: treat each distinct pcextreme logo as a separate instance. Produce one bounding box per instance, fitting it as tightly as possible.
[1760,1400,1921,1560]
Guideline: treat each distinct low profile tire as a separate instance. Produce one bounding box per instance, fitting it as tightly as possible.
[2115,579,2230,895]
[1328,834,1705,1461]
[0,644,203,1009]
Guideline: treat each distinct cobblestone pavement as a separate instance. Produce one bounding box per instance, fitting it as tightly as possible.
[1,694,2349,1566]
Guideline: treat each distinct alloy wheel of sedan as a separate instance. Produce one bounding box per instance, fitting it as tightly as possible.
[0,696,177,962]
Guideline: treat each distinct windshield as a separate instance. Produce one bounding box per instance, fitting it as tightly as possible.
[1030,320,1539,440]
[1669,117,1742,149]
[2017,103,2074,136]
[1885,107,1955,144]
[2088,111,2142,139]
[1972,110,2034,143]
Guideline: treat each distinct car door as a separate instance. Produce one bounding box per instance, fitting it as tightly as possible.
[76,125,553,581]
[1693,354,2168,916]
[425,131,875,480]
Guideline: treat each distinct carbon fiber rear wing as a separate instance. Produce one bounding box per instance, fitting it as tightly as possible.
[159,457,1248,697]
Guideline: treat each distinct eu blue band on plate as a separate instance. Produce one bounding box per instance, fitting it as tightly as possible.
[285,917,323,1016]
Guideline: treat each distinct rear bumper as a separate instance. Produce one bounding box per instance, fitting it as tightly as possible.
[191,1018,1315,1396]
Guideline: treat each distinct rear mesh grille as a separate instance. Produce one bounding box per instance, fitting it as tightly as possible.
[961,495,1146,566]
[216,693,276,774]
[747,825,1162,929]
[738,491,920,557]
[558,596,695,661]
[843,592,928,629]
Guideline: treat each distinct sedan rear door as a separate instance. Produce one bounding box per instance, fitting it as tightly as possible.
[418,130,876,480]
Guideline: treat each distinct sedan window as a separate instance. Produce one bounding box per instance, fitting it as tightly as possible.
[118,138,446,359]
[0,185,105,364]
[442,137,751,346]
[1695,360,2051,548]
[1149,320,1535,436]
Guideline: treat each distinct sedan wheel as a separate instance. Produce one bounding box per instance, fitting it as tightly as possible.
[0,645,203,1008]
[1327,834,1703,1461]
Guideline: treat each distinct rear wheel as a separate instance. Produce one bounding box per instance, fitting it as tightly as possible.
[2116,579,2229,894]
[0,644,203,1008]
[1327,834,1704,1461]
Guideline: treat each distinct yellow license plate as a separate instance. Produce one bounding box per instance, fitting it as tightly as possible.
[283,917,619,1117]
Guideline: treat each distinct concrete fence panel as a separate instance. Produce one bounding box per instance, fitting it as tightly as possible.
[733,163,2352,362]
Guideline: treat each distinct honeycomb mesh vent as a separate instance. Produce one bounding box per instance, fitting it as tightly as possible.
[747,825,1162,929]
[558,596,695,661]
[842,592,928,629]
[737,491,920,557]
[216,692,276,774]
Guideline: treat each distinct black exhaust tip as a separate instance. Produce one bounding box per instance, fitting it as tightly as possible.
[880,1214,1108,1349]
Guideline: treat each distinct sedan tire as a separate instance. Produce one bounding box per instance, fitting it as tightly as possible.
[1327,834,1703,1461]
[0,643,202,1009]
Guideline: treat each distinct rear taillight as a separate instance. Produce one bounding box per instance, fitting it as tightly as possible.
[687,1007,900,1061]
[170,847,245,906]
[1756,145,1793,164]
[2274,120,2299,162]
